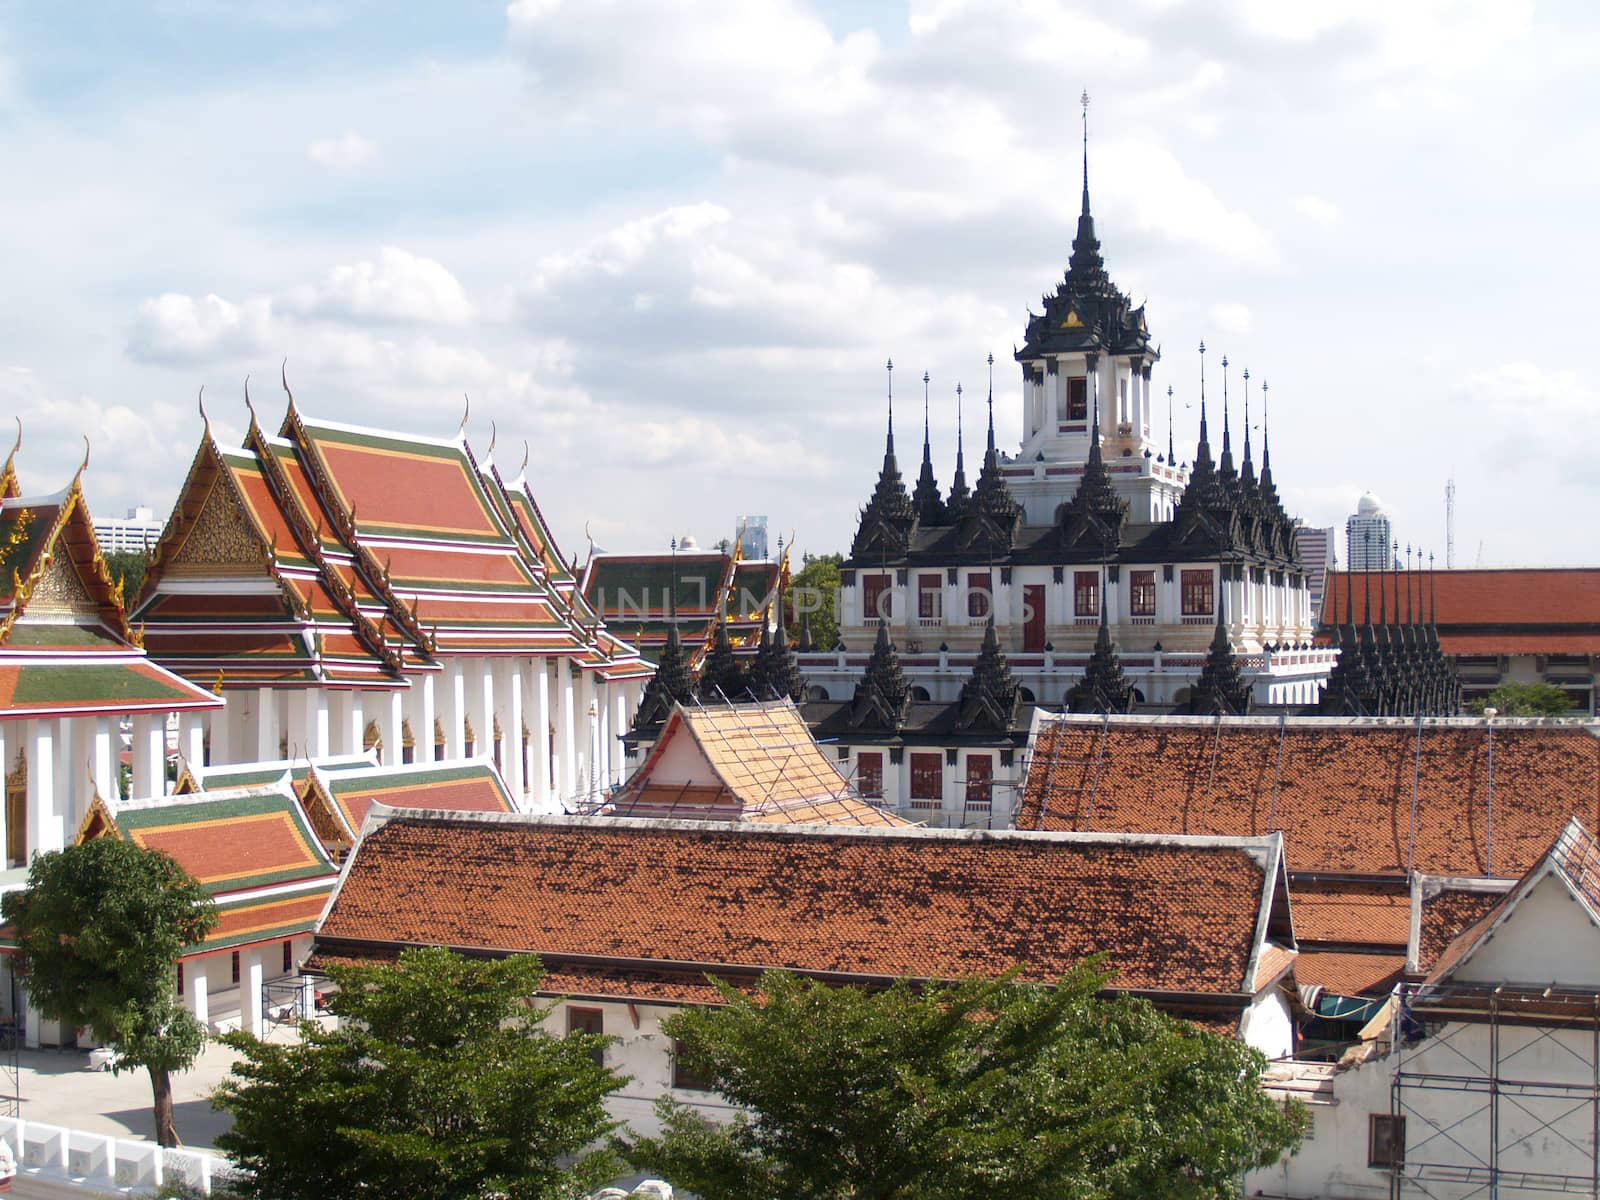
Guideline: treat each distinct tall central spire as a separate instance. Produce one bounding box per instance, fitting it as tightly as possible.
[1080,87,1092,218]
[1066,88,1110,296]
[947,381,970,520]
[912,368,945,523]
[885,357,896,458]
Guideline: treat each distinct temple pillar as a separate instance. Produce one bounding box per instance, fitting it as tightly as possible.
[533,659,552,811]
[613,684,629,786]
[189,958,210,1028]
[253,686,279,763]
[499,660,525,803]
[329,692,359,758]
[177,710,205,772]
[560,664,577,804]
[206,705,228,768]
[381,689,404,768]
[288,691,331,761]
[242,949,264,1036]
[88,717,116,811]
[438,663,466,759]
[28,720,60,856]
[415,672,437,762]
[469,658,494,765]
[132,714,164,800]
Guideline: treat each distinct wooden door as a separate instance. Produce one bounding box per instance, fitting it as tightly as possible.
[1023,584,1046,652]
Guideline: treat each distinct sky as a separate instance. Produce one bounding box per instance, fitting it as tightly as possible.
[1,0,1597,567]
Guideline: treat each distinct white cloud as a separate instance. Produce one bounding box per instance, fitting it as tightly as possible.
[289,247,474,325]
[1293,195,1340,226]
[1208,302,1251,336]
[126,293,275,365]
[306,131,377,169]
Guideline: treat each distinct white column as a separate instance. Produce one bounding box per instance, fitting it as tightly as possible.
[416,672,437,762]
[204,705,228,768]
[613,684,628,786]
[501,661,525,801]
[53,718,77,837]
[382,689,405,767]
[243,949,264,1036]
[28,720,60,856]
[132,713,165,800]
[89,717,116,808]
[254,686,278,762]
[328,692,355,757]
[226,697,249,763]
[180,712,206,771]
[560,665,577,803]
[470,658,495,764]
[437,663,466,759]
[532,659,552,810]
[307,692,331,759]
[189,958,210,1028]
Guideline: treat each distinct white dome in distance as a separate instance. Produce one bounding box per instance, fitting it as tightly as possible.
[1356,492,1385,516]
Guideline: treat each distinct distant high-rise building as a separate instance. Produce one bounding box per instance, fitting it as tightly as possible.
[1295,524,1337,618]
[737,515,769,560]
[94,505,164,554]
[1345,493,1395,570]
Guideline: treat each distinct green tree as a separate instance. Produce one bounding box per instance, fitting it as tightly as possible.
[214,947,624,1200]
[1,838,216,1146]
[1468,681,1576,716]
[103,550,150,604]
[623,961,1303,1200]
[786,552,842,653]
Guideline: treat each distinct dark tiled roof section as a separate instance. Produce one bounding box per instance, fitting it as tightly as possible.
[318,815,1278,996]
[1294,951,1406,997]
[1417,886,1509,971]
[1019,716,1600,879]
[1292,881,1409,948]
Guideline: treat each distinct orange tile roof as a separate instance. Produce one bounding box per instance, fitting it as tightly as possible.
[1291,881,1410,948]
[610,701,904,825]
[1322,568,1600,654]
[316,812,1291,1001]
[1414,882,1509,972]
[1293,951,1406,996]
[1019,715,1600,880]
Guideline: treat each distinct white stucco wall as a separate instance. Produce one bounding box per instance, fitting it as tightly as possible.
[1453,872,1600,988]
[1240,986,1295,1060]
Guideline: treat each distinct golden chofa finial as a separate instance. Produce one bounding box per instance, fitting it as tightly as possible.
[458,394,471,439]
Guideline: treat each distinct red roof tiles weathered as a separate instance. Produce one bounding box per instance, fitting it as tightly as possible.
[316,811,1292,1009]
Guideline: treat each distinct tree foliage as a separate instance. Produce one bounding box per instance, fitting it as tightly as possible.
[214,947,624,1200]
[622,961,1304,1200]
[786,552,842,653]
[1468,681,1576,716]
[1,837,216,1146]
[103,550,151,604]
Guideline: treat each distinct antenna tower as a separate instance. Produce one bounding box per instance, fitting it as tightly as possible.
[1445,476,1456,569]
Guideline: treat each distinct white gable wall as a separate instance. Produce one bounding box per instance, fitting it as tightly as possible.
[1453,872,1600,988]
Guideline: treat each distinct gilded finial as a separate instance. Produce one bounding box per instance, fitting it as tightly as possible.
[458,394,470,439]
[280,359,296,409]
[198,386,210,434]
[519,440,530,475]
[78,435,91,476]
[9,417,20,458]
[487,420,497,456]
[244,374,257,426]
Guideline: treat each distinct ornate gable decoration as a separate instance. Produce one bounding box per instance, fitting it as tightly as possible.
[848,621,911,731]
[956,620,1019,732]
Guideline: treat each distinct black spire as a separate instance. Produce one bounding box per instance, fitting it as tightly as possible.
[1239,367,1257,492]
[850,359,917,559]
[911,369,946,524]
[946,381,971,520]
[957,617,1021,731]
[1066,590,1134,715]
[1057,351,1128,552]
[1218,354,1238,492]
[847,619,911,729]
[1166,384,1175,464]
[1066,89,1112,299]
[1171,341,1242,557]
[1190,578,1251,715]
[632,538,699,731]
[960,356,1021,550]
[700,609,748,701]
[751,542,805,703]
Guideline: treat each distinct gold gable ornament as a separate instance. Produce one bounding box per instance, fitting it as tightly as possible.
[1061,308,1085,329]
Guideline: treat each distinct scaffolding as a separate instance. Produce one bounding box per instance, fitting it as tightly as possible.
[1389,980,1600,1199]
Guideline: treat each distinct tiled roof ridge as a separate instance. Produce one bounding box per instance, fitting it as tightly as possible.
[3,474,137,647]
[1034,711,1600,734]
[109,779,299,813]
[292,411,465,451]
[277,402,440,657]
[353,800,1285,859]
[243,414,409,677]
[320,754,505,786]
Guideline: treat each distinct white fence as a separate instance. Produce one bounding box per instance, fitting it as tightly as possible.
[0,1116,235,1195]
